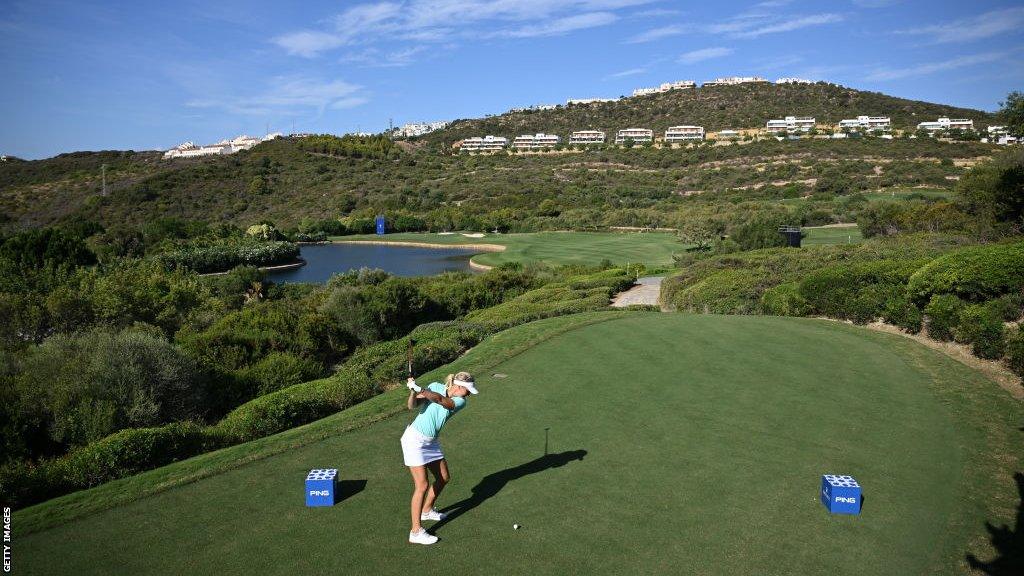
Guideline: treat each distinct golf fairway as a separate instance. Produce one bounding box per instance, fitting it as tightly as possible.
[14,313,1022,575]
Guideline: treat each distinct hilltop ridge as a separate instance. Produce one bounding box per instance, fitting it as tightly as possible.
[421,82,995,146]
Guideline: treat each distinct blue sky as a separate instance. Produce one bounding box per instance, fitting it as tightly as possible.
[2,0,1023,159]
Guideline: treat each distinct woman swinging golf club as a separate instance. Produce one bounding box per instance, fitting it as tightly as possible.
[402,371,478,545]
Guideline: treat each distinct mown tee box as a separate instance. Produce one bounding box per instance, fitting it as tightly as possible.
[306,468,338,507]
[821,474,861,515]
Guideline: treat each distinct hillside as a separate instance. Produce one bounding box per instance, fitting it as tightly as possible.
[0,82,1004,235]
[422,82,996,145]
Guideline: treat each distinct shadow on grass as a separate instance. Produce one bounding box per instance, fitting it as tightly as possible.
[431,450,587,534]
[336,479,367,505]
[966,472,1024,575]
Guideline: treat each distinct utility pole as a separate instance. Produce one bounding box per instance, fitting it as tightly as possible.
[388,117,394,140]
[101,164,107,196]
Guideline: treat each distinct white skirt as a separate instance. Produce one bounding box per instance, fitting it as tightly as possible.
[400,425,445,467]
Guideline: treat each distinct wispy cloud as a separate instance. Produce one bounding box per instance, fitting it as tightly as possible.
[273,0,656,58]
[678,46,733,64]
[733,13,843,38]
[866,51,1006,81]
[186,76,367,116]
[626,24,687,44]
[897,7,1024,44]
[493,12,619,38]
[604,66,648,80]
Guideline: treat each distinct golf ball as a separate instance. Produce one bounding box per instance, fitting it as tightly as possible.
[513,524,520,530]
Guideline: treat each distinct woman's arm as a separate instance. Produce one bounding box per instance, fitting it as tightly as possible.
[407,388,420,410]
[415,390,455,410]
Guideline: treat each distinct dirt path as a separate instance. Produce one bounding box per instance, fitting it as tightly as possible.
[611,276,664,308]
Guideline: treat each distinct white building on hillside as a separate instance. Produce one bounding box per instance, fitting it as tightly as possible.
[917,117,974,133]
[776,77,813,84]
[569,130,606,145]
[703,76,769,87]
[512,133,560,150]
[164,133,273,159]
[984,126,1019,145]
[766,116,816,132]
[614,128,653,144]
[396,121,449,137]
[567,98,615,105]
[838,116,891,132]
[663,125,705,142]
[510,104,557,113]
[460,135,508,152]
[632,80,695,97]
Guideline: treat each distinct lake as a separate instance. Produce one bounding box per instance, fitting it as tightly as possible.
[264,242,480,283]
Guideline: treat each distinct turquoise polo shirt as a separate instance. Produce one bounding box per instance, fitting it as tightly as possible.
[411,383,467,438]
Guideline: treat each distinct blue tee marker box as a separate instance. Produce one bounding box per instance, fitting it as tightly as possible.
[306,469,338,507]
[821,474,862,515]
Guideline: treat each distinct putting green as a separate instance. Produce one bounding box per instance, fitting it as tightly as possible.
[14,314,1022,575]
[333,231,681,268]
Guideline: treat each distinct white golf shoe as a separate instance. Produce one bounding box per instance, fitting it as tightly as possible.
[409,528,439,545]
[420,508,447,522]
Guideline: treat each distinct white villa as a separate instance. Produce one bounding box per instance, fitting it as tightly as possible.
[632,80,695,97]
[510,104,557,113]
[460,135,508,152]
[703,76,769,87]
[396,121,449,138]
[838,116,892,132]
[512,133,560,150]
[766,116,816,133]
[917,117,974,133]
[663,126,705,142]
[615,128,654,144]
[164,133,279,159]
[984,126,1019,145]
[569,130,606,145]
[567,98,615,105]
[776,77,813,84]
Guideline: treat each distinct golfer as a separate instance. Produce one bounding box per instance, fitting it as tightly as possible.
[402,371,478,545]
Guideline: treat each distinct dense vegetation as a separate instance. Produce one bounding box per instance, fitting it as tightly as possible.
[662,147,1024,378]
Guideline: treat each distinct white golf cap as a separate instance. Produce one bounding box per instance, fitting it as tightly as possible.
[454,378,479,394]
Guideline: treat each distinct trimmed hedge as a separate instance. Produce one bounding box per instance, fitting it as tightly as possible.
[924,294,964,341]
[906,241,1024,305]
[0,422,216,508]
[1006,328,1024,378]
[760,282,810,317]
[798,259,927,324]
[955,302,1007,360]
[674,269,768,315]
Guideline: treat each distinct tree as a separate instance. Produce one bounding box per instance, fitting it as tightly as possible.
[998,91,1024,136]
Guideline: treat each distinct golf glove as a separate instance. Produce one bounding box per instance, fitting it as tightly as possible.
[406,379,422,393]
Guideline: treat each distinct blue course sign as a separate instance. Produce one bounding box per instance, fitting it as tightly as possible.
[306,468,339,507]
[821,474,862,515]
[375,216,386,235]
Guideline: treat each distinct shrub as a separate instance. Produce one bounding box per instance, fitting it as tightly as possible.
[923,294,964,341]
[18,328,208,447]
[675,269,767,314]
[0,421,216,508]
[955,302,1007,360]
[906,241,1024,305]
[1006,328,1024,378]
[240,352,324,396]
[882,293,923,333]
[156,241,299,273]
[798,259,925,324]
[759,282,810,316]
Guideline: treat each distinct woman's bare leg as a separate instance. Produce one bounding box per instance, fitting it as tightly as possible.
[408,465,429,532]
[422,459,450,514]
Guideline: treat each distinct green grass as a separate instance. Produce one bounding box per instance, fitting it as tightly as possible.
[332,231,682,268]
[15,313,1021,575]
[803,225,864,245]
